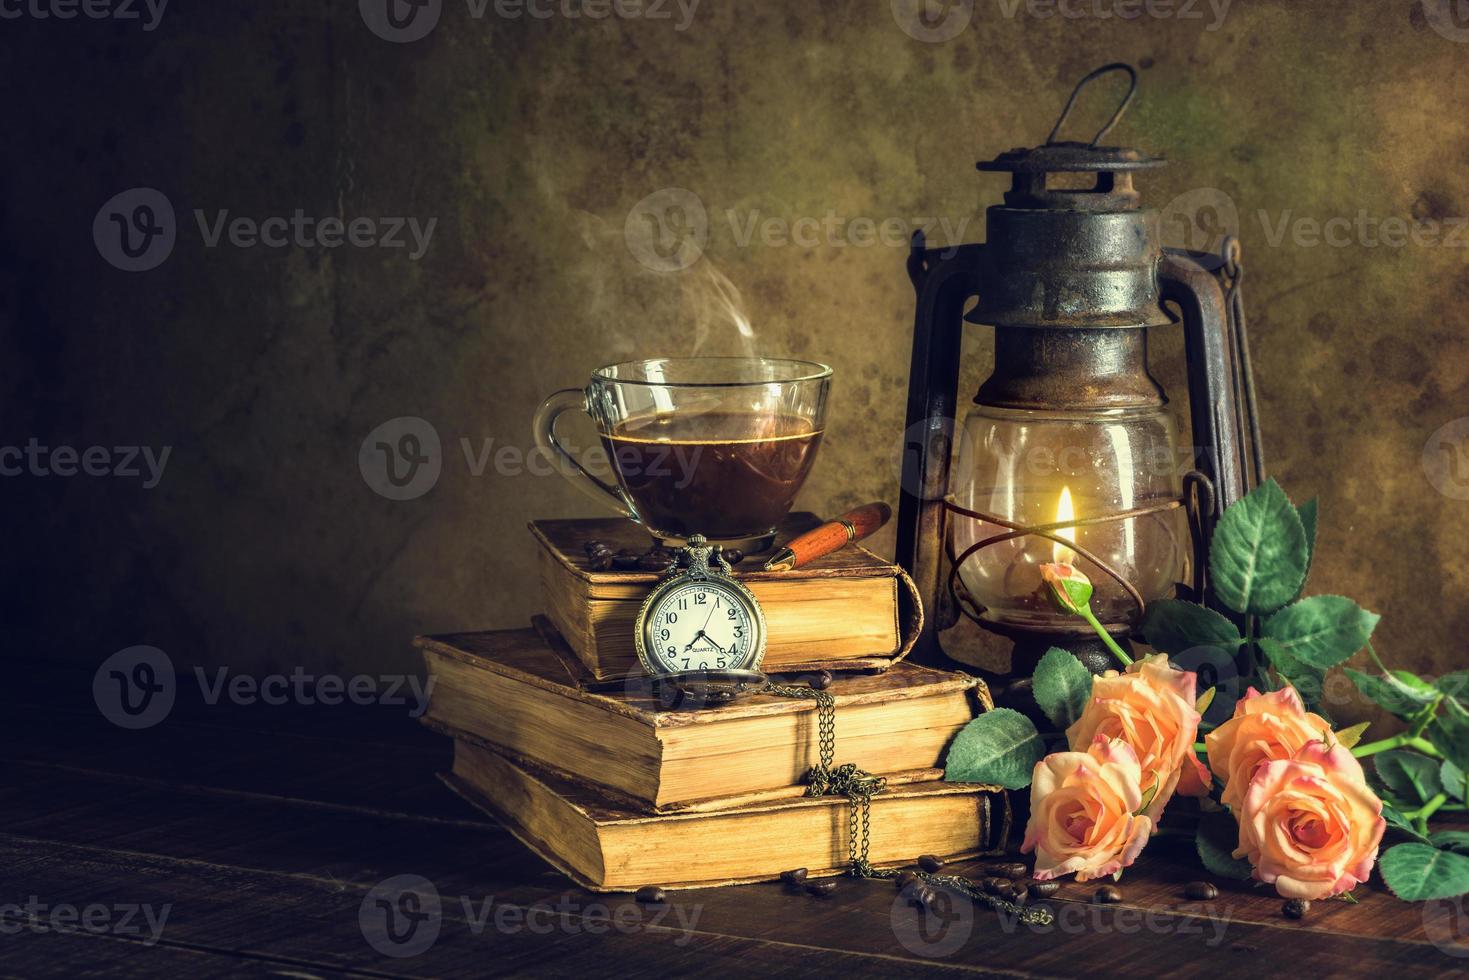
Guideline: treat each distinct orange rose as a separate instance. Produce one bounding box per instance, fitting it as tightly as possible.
[1204,685,1334,813]
[1022,737,1154,882]
[1235,739,1385,899]
[1065,653,1209,820]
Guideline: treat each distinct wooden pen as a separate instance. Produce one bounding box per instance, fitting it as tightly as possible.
[762,502,892,571]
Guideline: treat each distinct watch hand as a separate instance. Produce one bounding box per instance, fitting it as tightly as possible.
[698,599,719,634]
[682,630,706,652]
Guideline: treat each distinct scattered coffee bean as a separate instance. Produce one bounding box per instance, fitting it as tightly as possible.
[981,877,1005,896]
[895,871,920,889]
[810,670,833,691]
[588,551,615,572]
[1026,880,1059,899]
[1184,881,1218,901]
[918,854,944,873]
[981,861,1028,879]
[583,540,606,555]
[909,884,938,908]
[1282,898,1310,920]
[635,886,666,904]
[993,881,1017,900]
[1093,885,1123,904]
[721,548,744,565]
[806,880,837,897]
[779,868,808,885]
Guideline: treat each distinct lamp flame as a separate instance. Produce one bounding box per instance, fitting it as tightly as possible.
[1053,485,1077,565]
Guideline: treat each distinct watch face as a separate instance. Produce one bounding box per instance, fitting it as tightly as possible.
[642,579,761,674]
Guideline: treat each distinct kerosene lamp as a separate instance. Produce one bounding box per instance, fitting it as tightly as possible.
[895,64,1265,680]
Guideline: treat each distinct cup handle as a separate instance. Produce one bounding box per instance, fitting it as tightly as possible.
[532,388,636,519]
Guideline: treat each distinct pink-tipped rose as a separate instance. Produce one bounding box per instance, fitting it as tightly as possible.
[1022,737,1155,882]
[1204,685,1335,813]
[1234,739,1385,900]
[1065,654,1210,821]
[1039,562,1093,615]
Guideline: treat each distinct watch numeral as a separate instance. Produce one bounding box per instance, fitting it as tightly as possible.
[694,592,707,605]
[665,612,678,624]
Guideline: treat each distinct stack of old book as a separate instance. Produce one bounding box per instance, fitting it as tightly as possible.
[414,515,1006,891]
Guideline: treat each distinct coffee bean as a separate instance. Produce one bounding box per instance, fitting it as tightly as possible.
[635,886,666,904]
[918,854,944,873]
[721,548,744,565]
[588,551,615,572]
[806,880,837,897]
[981,877,1005,896]
[779,868,808,885]
[583,540,608,556]
[1282,898,1310,920]
[1093,885,1123,904]
[1026,880,1059,899]
[981,861,1027,879]
[1184,881,1218,901]
[810,670,834,691]
[1010,885,1029,906]
[909,884,937,908]
[993,881,1016,900]
[895,871,920,889]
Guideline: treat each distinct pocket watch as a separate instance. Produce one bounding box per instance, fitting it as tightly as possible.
[634,534,767,683]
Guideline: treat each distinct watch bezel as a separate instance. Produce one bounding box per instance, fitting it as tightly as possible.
[634,571,768,677]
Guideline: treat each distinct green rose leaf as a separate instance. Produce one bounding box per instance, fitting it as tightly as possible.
[1381,802,1431,843]
[1373,749,1443,805]
[1139,600,1242,656]
[1379,843,1469,901]
[1297,497,1319,585]
[1443,759,1467,801]
[1346,668,1439,720]
[1195,810,1252,881]
[944,707,1045,791]
[1427,696,1469,775]
[1260,595,1380,671]
[1259,638,1326,708]
[1431,831,1469,854]
[1208,478,1309,616]
[1033,647,1093,731]
[1435,672,1469,700]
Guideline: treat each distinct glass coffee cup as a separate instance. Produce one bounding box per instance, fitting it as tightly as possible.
[533,357,831,554]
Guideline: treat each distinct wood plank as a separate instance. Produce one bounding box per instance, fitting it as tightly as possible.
[0,763,1459,976]
[0,837,991,979]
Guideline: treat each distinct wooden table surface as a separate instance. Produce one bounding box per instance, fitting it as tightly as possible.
[4,662,1465,978]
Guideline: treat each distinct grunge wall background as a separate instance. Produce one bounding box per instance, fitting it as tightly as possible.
[3,1,1466,726]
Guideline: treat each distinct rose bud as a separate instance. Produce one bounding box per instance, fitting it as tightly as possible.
[1039,562,1094,616]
